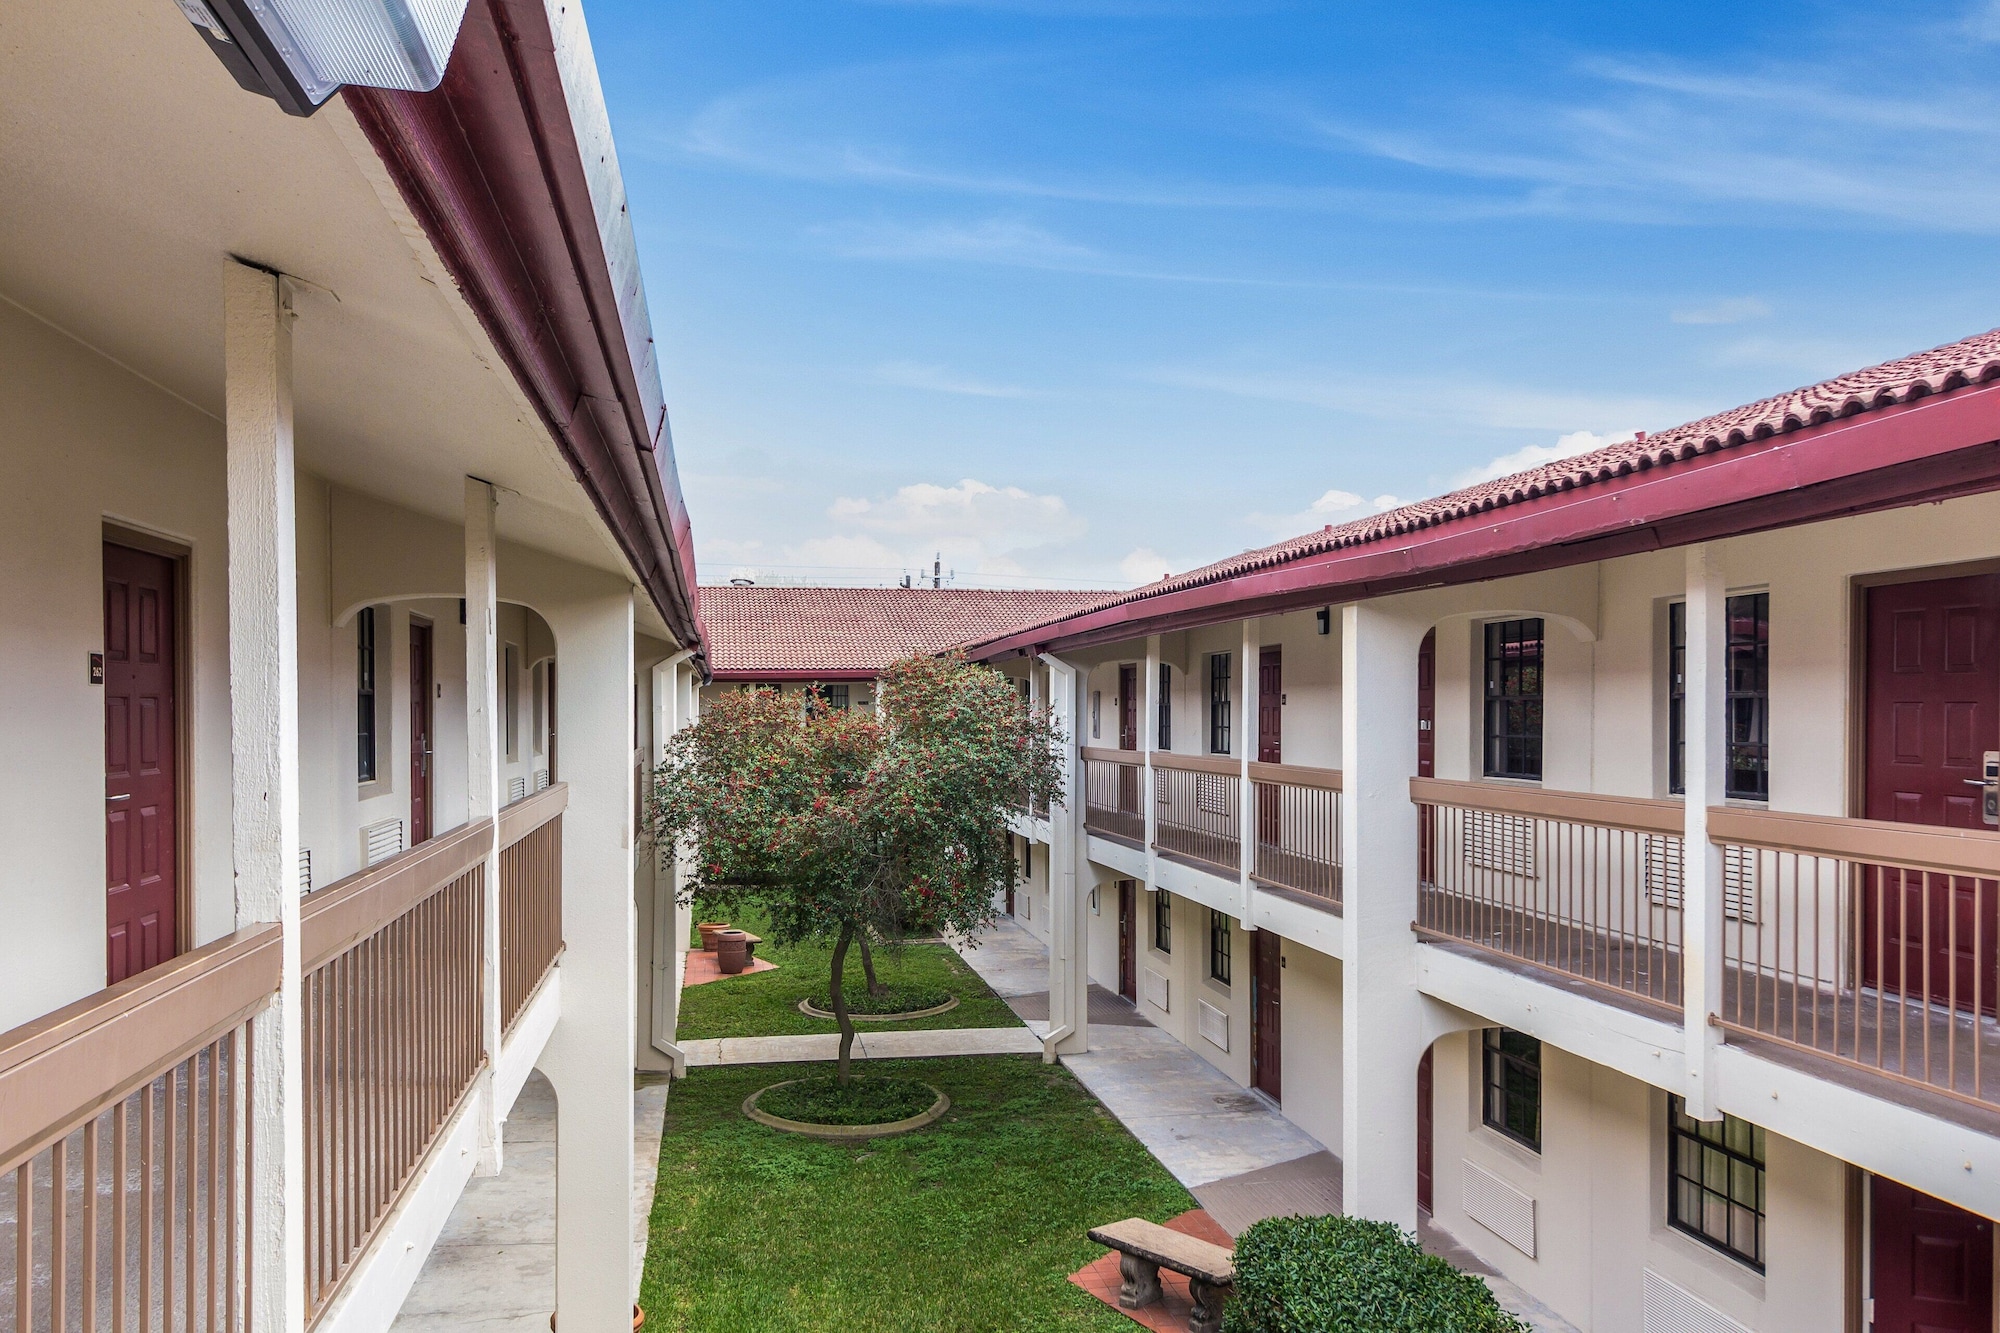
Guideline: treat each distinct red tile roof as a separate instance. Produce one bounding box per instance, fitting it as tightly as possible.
[700,585,1118,676]
[970,325,2000,647]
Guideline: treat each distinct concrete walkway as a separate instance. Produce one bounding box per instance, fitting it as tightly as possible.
[679,1024,1045,1067]
[389,1073,669,1332]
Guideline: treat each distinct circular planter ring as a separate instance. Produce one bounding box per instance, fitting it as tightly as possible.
[796,995,959,1022]
[743,1080,950,1139]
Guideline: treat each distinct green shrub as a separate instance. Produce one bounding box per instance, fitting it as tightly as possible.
[1222,1215,1529,1333]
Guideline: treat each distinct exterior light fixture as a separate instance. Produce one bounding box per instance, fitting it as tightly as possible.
[172,0,472,117]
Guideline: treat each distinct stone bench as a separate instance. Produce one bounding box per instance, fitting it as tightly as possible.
[1087,1217,1235,1333]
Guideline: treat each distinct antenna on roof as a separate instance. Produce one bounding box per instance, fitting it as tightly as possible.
[729,577,754,586]
[901,573,913,589]
[932,554,942,590]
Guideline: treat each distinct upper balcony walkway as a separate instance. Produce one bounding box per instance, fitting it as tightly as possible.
[0,788,566,1333]
[1413,776,2000,1121]
[1078,748,1343,913]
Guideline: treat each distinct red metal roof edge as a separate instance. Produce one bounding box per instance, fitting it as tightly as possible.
[968,375,2000,659]
[342,0,706,664]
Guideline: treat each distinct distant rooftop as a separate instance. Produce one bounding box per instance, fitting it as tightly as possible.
[699,585,1119,677]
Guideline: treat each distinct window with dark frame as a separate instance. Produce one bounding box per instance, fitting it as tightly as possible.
[356,607,377,783]
[504,645,519,759]
[1092,689,1102,739]
[1208,909,1231,985]
[1667,1096,1766,1271]
[1483,619,1545,780]
[1481,1028,1542,1151]
[1667,594,1769,801]
[1158,662,1172,750]
[1209,653,1232,754]
[1154,890,1172,953]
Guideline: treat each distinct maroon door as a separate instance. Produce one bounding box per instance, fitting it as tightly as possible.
[1416,1046,1434,1213]
[1007,837,1018,916]
[1255,647,1283,847]
[1417,630,1437,884]
[1873,1177,1992,1333]
[1118,665,1141,816]
[410,620,435,845]
[1251,931,1281,1100]
[1118,881,1137,1001]
[104,543,181,984]
[1864,576,2000,1011]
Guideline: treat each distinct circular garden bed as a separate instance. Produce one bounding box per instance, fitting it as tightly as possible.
[796,984,959,1022]
[743,1075,950,1138]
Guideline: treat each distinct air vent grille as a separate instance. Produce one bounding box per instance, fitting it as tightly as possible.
[362,818,404,867]
[1197,998,1228,1051]
[1462,1161,1536,1257]
[1642,1268,1751,1333]
[1143,968,1170,1013]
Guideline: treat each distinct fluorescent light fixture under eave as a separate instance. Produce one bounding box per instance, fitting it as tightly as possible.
[174,0,472,117]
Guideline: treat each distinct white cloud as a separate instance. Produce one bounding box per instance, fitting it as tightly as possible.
[824,217,1101,266]
[1454,430,1632,487]
[1671,296,1771,326]
[1119,547,1175,584]
[831,478,1082,544]
[872,360,1030,398]
[1247,488,1402,540]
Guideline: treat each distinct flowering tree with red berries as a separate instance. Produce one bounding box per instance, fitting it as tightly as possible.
[648,653,1063,1083]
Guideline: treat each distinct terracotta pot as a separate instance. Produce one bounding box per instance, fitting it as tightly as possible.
[717,930,750,975]
[697,922,730,953]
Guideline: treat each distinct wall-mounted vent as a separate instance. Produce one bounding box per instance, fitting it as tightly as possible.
[1463,811,1535,877]
[1462,1161,1536,1258]
[1642,1269,1751,1333]
[509,775,528,803]
[1143,968,1170,1013]
[298,848,312,896]
[1022,892,1031,921]
[1196,774,1232,816]
[1644,837,1758,922]
[1197,998,1228,1051]
[535,769,551,792]
[362,818,404,867]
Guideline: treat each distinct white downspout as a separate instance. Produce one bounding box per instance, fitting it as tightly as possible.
[649,649,696,1074]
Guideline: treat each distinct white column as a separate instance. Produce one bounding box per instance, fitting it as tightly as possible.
[1238,619,1260,923]
[1682,544,1727,1119]
[224,259,305,1333]
[1339,601,1430,1229]
[1041,653,1090,1058]
[534,583,638,1328]
[648,650,694,1076]
[464,478,504,1173]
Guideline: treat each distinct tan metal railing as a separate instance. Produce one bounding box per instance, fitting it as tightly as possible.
[1,925,279,1333]
[500,784,567,1033]
[1252,762,1343,909]
[1081,748,1144,846]
[1413,778,1685,1010]
[1711,807,2000,1113]
[1152,754,1242,876]
[299,821,488,1323]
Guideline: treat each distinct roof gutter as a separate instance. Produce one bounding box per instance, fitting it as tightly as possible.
[969,381,2000,659]
[342,0,706,664]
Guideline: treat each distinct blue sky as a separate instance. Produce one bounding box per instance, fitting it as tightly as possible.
[588,0,2000,589]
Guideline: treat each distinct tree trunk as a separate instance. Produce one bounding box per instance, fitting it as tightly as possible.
[830,920,858,1086]
[858,928,885,996]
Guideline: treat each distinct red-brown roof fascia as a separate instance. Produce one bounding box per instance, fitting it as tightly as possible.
[970,376,2000,659]
[342,0,706,664]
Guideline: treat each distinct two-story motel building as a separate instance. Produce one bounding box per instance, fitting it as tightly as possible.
[973,330,2000,1333]
[0,0,707,1329]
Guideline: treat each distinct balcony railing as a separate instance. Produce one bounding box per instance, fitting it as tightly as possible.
[500,784,567,1033]
[1153,754,1243,877]
[299,820,489,1322]
[1252,762,1343,908]
[1412,777,1685,1011]
[1711,807,2000,1114]
[1081,748,1144,846]
[1,925,280,1333]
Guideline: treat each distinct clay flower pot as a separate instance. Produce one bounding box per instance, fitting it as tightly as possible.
[696,922,730,953]
[716,929,750,975]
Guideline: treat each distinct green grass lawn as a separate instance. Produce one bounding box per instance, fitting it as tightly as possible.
[639,1056,1195,1331]
[677,909,1022,1040]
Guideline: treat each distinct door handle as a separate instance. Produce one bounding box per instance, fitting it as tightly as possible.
[107,793,130,802]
